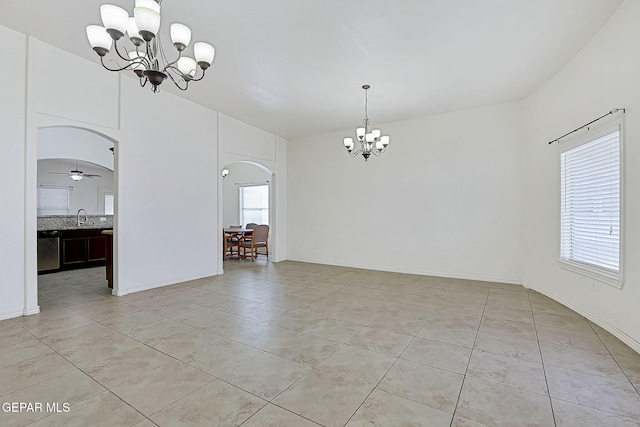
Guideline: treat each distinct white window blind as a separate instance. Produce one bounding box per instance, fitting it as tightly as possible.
[240,184,269,226]
[560,129,620,279]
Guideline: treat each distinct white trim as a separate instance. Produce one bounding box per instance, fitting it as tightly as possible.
[23,306,40,316]
[114,272,222,296]
[0,309,29,321]
[557,116,624,289]
[286,256,522,285]
[524,281,640,355]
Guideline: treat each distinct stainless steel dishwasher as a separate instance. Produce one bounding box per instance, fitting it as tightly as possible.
[37,230,60,272]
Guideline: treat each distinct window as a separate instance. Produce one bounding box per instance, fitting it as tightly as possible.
[240,184,269,226]
[99,188,114,215]
[560,123,622,285]
[37,186,69,215]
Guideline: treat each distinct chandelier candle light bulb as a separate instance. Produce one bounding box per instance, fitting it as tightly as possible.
[87,0,216,92]
[343,85,390,161]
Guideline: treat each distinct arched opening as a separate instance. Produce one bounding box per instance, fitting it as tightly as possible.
[35,126,119,311]
[221,161,275,266]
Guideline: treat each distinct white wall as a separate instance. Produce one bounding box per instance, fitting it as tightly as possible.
[223,162,271,227]
[0,28,286,319]
[288,102,523,283]
[0,25,27,319]
[38,127,115,171]
[522,0,640,351]
[37,159,114,214]
[117,76,219,294]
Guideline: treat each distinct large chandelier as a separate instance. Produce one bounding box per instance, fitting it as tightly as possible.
[86,0,215,93]
[343,85,390,161]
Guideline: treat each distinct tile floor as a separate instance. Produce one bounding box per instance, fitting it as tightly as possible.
[1,261,639,426]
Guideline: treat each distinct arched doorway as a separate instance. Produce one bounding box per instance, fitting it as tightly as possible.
[34,126,119,311]
[221,161,275,265]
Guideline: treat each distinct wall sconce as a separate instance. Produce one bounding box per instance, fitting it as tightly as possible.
[221,168,229,178]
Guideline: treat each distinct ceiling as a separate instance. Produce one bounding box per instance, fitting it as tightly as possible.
[0,0,623,139]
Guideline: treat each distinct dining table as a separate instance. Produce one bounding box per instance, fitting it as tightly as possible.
[223,228,253,259]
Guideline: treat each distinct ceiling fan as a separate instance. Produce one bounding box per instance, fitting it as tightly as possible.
[48,160,102,181]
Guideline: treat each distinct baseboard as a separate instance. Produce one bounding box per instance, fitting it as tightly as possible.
[0,308,28,321]
[114,271,222,297]
[23,306,40,316]
[286,256,522,285]
[524,282,640,355]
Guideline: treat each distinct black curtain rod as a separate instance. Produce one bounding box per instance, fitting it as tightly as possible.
[547,108,626,145]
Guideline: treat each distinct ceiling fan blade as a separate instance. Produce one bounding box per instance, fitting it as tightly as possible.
[84,174,102,178]
[48,172,70,175]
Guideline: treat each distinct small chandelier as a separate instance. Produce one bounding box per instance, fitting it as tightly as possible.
[343,85,390,161]
[86,0,215,93]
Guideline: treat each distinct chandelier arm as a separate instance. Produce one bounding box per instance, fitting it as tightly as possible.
[139,75,148,88]
[111,39,134,63]
[164,69,189,91]
[100,56,141,73]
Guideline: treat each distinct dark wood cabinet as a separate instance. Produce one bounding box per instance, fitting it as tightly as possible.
[60,229,110,270]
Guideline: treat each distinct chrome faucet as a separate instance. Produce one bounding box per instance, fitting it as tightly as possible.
[77,209,88,227]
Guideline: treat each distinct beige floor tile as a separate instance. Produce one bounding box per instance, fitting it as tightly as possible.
[40,323,121,352]
[473,331,541,363]
[58,332,142,367]
[485,294,531,311]
[546,366,640,419]
[181,339,263,376]
[467,349,548,395]
[0,371,105,427]
[401,337,472,374]
[316,345,395,386]
[483,305,534,324]
[131,419,158,427]
[456,377,554,427]
[221,352,310,400]
[0,338,54,369]
[230,323,300,350]
[146,327,225,358]
[268,294,314,309]
[128,294,178,311]
[489,288,530,301]
[241,403,320,426]
[531,298,584,318]
[119,318,193,344]
[348,327,413,357]
[150,379,266,426]
[346,389,453,427]
[83,345,175,389]
[599,334,640,359]
[536,324,608,353]
[66,299,139,321]
[451,415,492,427]
[479,316,537,341]
[303,318,365,343]
[268,309,325,332]
[111,361,215,416]
[269,332,342,367]
[0,353,77,396]
[236,304,290,322]
[540,342,627,380]
[19,312,95,338]
[100,310,165,331]
[273,369,373,427]
[533,312,593,333]
[440,299,485,315]
[0,324,33,348]
[368,312,429,336]
[378,359,464,412]
[613,353,640,383]
[198,314,262,338]
[552,398,640,427]
[165,306,228,327]
[26,391,143,427]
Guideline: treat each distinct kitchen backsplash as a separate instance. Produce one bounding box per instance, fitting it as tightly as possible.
[38,215,113,231]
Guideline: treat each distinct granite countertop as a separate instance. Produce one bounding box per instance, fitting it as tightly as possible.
[38,215,114,231]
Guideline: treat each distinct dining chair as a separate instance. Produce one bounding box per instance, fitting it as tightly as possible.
[224,226,241,259]
[239,224,269,261]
